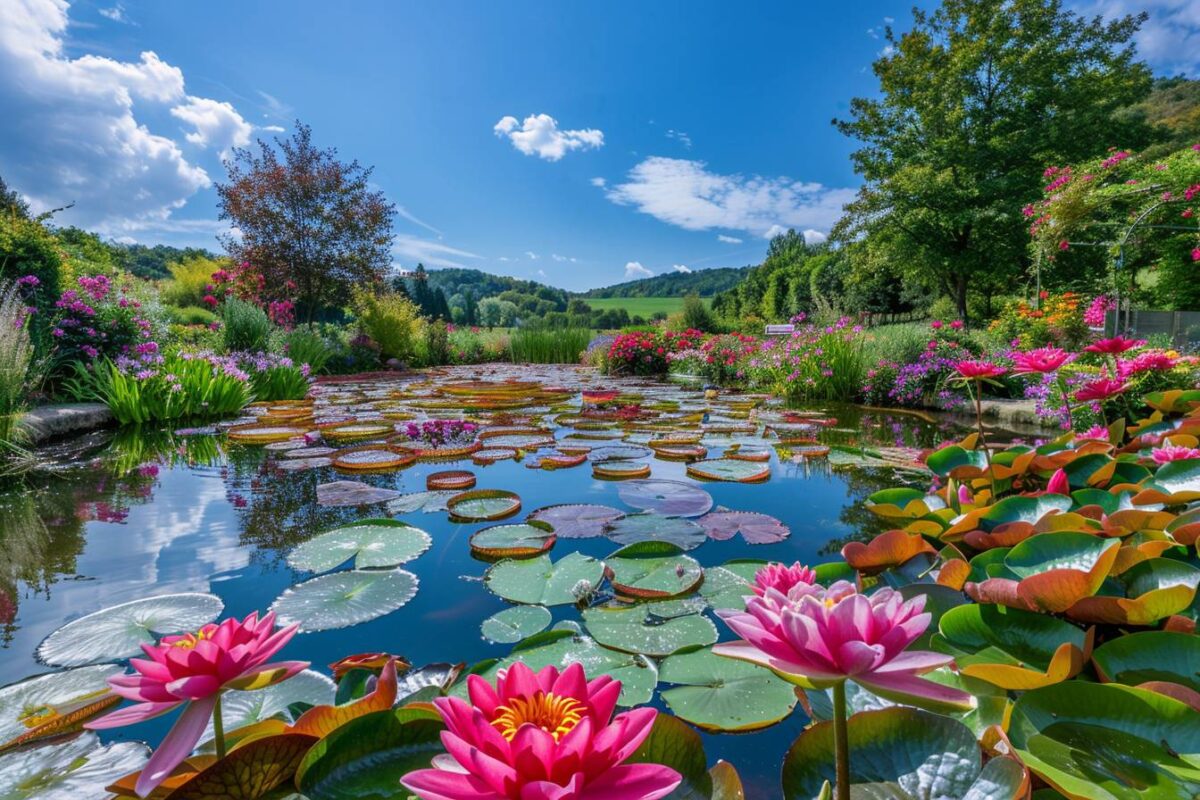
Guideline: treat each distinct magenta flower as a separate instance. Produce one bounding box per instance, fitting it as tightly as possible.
[1084,336,1144,355]
[85,611,306,797]
[1075,377,1128,403]
[1011,347,1071,374]
[1151,445,1200,465]
[714,581,974,711]
[401,662,680,800]
[1046,468,1070,496]
[953,360,1006,381]
[753,562,816,596]
[1077,424,1109,441]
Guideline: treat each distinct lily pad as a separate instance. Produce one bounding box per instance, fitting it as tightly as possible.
[484,552,605,606]
[384,490,458,515]
[37,593,224,667]
[200,669,335,746]
[696,510,790,544]
[582,604,717,657]
[316,480,401,507]
[527,504,625,539]
[0,664,122,747]
[603,512,707,551]
[618,479,714,517]
[659,645,798,732]
[469,521,556,560]
[295,708,442,797]
[447,489,522,521]
[286,520,431,572]
[271,569,419,632]
[604,541,705,598]
[1092,631,1200,692]
[592,459,651,479]
[0,732,149,798]
[479,606,553,644]
[686,458,770,482]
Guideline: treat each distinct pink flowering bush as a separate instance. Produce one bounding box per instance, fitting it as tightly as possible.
[745,315,867,401]
[48,273,157,371]
[607,328,701,375]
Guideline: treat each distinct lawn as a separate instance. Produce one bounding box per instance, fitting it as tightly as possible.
[583,296,711,317]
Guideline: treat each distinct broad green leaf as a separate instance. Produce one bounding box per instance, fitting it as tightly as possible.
[165,732,318,799]
[1092,631,1200,692]
[627,713,713,800]
[484,552,604,606]
[271,569,419,632]
[0,733,148,800]
[469,522,556,560]
[605,542,705,598]
[0,664,121,746]
[582,605,717,657]
[479,605,552,644]
[286,520,431,572]
[937,605,1089,690]
[604,513,708,551]
[295,708,442,798]
[200,670,335,746]
[659,646,798,732]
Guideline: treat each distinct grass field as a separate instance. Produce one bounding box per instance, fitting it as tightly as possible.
[583,296,712,317]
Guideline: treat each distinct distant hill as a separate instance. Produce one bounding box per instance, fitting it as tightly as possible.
[420,267,566,303]
[581,266,749,298]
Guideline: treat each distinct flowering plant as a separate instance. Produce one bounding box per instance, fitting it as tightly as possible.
[744,315,866,401]
[607,328,700,376]
[988,291,1089,350]
[400,418,478,448]
[49,273,157,370]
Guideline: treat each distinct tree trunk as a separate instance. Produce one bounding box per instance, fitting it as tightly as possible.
[955,276,969,324]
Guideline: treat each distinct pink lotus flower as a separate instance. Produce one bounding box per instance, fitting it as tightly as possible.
[86,611,306,797]
[1046,468,1070,495]
[401,662,680,800]
[1084,336,1144,355]
[953,360,1006,381]
[1011,347,1071,374]
[753,562,816,596]
[714,581,974,711]
[1077,424,1109,441]
[1151,445,1200,465]
[1074,378,1128,403]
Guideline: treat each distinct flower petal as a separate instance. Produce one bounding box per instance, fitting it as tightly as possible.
[84,700,181,730]
[134,694,217,797]
[854,671,976,714]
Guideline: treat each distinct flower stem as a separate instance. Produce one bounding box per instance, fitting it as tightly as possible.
[213,693,226,760]
[833,681,850,800]
[967,379,996,499]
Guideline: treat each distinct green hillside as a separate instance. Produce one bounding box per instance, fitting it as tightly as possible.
[583,266,748,298]
[584,296,711,317]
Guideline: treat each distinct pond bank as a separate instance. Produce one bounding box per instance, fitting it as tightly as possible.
[17,402,113,444]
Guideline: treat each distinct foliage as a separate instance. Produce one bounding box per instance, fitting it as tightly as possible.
[607,328,702,375]
[163,305,217,327]
[160,254,228,309]
[446,325,508,364]
[351,287,423,363]
[0,280,34,453]
[220,297,272,353]
[834,0,1154,319]
[476,296,519,328]
[284,327,336,375]
[0,208,62,332]
[509,326,591,363]
[418,319,450,366]
[216,122,396,323]
[680,293,718,332]
[1132,76,1200,160]
[241,352,311,402]
[47,273,156,375]
[987,291,1092,350]
[745,315,868,401]
[581,266,748,298]
[85,353,255,425]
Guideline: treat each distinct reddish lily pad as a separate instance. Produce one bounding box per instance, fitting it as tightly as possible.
[527,504,625,539]
[618,479,714,517]
[696,510,790,544]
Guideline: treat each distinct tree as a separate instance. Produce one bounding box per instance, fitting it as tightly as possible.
[0,175,29,219]
[462,290,478,326]
[216,122,396,323]
[834,0,1154,320]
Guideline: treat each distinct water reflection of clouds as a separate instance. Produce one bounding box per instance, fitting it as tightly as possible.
[2,469,249,683]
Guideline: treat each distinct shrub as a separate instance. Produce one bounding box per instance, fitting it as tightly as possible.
[987,291,1090,350]
[607,328,702,375]
[351,287,423,363]
[89,353,254,425]
[0,280,35,452]
[240,353,311,401]
[48,273,156,374]
[221,297,272,353]
[165,305,217,326]
[509,326,591,364]
[283,328,334,375]
[744,315,868,401]
[0,213,61,318]
[160,256,227,308]
[419,320,450,366]
[680,294,718,333]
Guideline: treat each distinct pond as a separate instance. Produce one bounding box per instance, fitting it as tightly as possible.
[0,364,973,797]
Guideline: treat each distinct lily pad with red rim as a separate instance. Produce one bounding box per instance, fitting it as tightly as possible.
[695,509,790,544]
[604,541,705,598]
[618,479,714,517]
[469,521,556,560]
[686,458,770,482]
[447,489,522,522]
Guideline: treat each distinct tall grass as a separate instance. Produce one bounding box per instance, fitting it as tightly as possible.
[221,297,272,352]
[509,327,592,364]
[284,328,335,374]
[0,281,34,454]
[89,356,253,425]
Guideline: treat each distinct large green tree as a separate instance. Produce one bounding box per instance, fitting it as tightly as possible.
[834,0,1154,320]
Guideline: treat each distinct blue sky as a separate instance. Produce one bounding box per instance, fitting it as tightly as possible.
[1,1,1197,290]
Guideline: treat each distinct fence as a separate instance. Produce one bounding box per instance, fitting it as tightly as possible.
[1113,309,1200,349]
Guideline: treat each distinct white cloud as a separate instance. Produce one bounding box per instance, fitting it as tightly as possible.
[493,113,604,161]
[392,235,482,269]
[550,253,578,263]
[590,177,607,187]
[396,205,444,238]
[525,251,539,260]
[763,224,787,239]
[256,89,292,120]
[98,3,130,23]
[666,129,693,149]
[536,269,547,277]
[1074,0,1200,76]
[624,261,653,279]
[804,229,828,244]
[605,157,854,241]
[717,234,743,244]
[0,0,262,238]
[170,96,253,155]
[672,264,691,273]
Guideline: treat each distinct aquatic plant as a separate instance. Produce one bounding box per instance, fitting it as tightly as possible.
[0,279,34,454]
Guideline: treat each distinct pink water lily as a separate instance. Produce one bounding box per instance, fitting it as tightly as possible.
[1011,347,1072,374]
[401,661,680,800]
[753,561,816,596]
[85,610,306,797]
[1151,444,1200,464]
[714,581,974,712]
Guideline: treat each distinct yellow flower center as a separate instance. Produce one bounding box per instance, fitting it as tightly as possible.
[490,692,585,742]
[170,628,214,649]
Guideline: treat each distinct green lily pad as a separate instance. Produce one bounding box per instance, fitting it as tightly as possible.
[201,669,335,746]
[469,521,556,560]
[295,707,443,796]
[286,520,431,572]
[659,646,798,732]
[480,605,553,644]
[1092,631,1200,692]
[484,552,605,606]
[384,490,459,515]
[977,495,1073,529]
[447,489,522,521]
[1008,682,1200,800]
[1149,458,1200,497]
[457,630,658,706]
[36,593,224,667]
[699,564,760,611]
[1004,532,1118,579]
[603,513,708,551]
[582,605,717,657]
[925,445,989,478]
[781,706,1023,800]
[627,713,713,799]
[604,542,705,598]
[686,458,770,482]
[271,568,419,632]
[0,733,149,799]
[936,604,1089,690]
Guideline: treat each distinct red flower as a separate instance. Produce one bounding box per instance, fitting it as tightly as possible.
[1084,336,1144,355]
[954,360,1006,380]
[1074,378,1128,403]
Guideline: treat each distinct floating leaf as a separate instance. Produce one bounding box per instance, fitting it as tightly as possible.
[316,480,401,507]
[37,593,224,667]
[527,504,625,539]
[0,733,148,798]
[936,605,1091,690]
[604,542,705,598]
[295,708,442,797]
[447,489,522,521]
[200,670,335,746]
[582,604,717,657]
[696,510,790,544]
[469,521,556,560]
[1066,558,1200,626]
[0,665,122,752]
[384,490,458,515]
[659,646,798,732]
[484,552,605,606]
[592,459,651,479]
[618,479,714,517]
[271,569,419,632]
[162,733,318,800]
[686,458,770,482]
[603,513,707,551]
[480,606,553,644]
[286,520,431,573]
[1092,631,1200,692]
[627,713,714,798]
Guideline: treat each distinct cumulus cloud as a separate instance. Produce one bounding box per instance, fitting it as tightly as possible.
[0,0,258,239]
[393,235,482,269]
[493,113,604,161]
[672,264,691,273]
[1074,0,1200,76]
[525,251,539,260]
[717,234,743,244]
[98,3,130,23]
[605,157,854,242]
[624,261,653,279]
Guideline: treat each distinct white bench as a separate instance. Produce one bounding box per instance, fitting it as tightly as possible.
[764,324,795,336]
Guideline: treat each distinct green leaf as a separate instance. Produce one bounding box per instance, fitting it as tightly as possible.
[270,569,419,632]
[937,604,1089,689]
[200,670,335,746]
[1092,631,1200,692]
[469,522,556,560]
[484,552,605,606]
[479,605,552,644]
[686,458,770,482]
[627,713,713,800]
[605,542,705,598]
[659,646,798,732]
[286,520,431,572]
[583,605,717,657]
[604,514,708,551]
